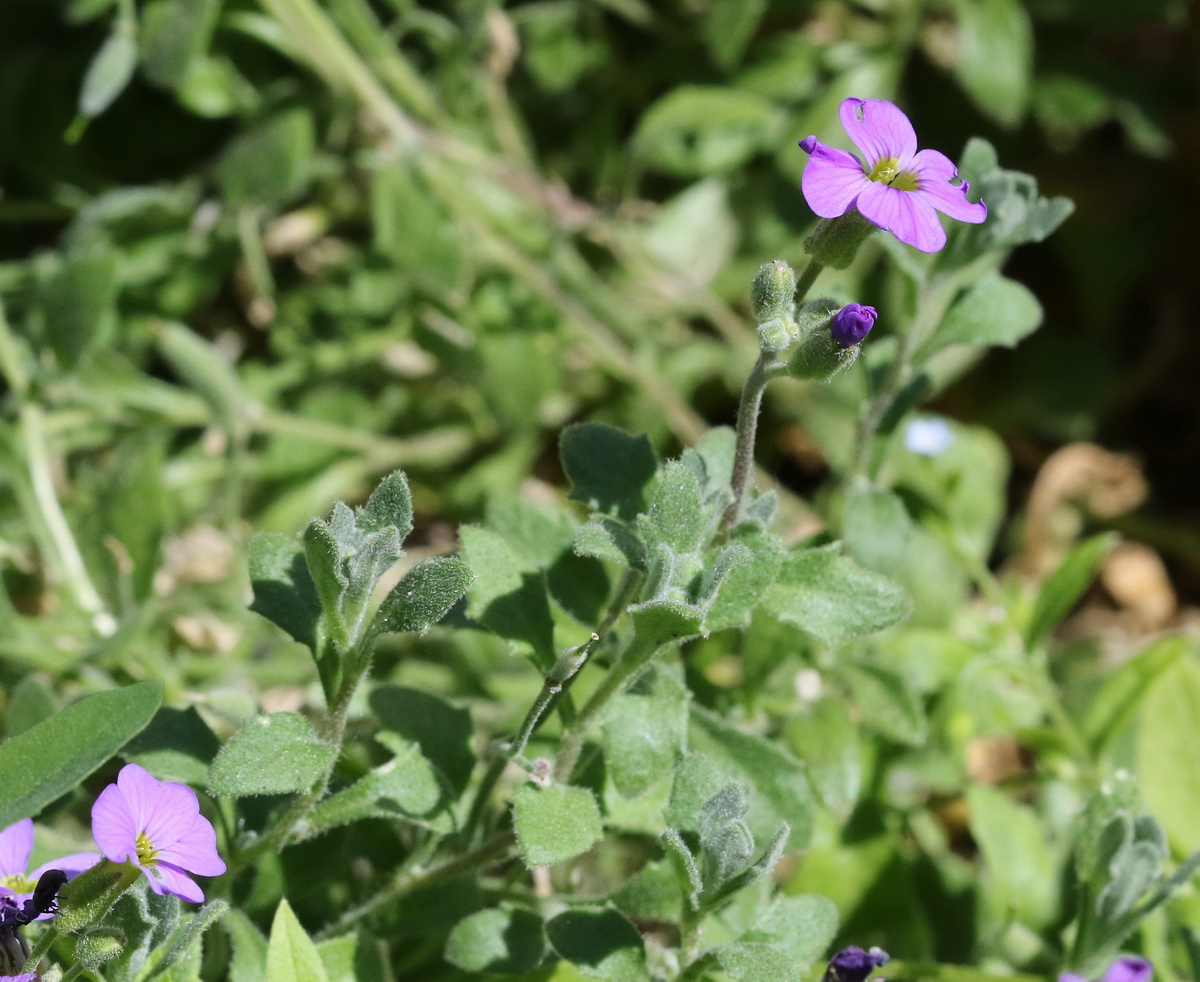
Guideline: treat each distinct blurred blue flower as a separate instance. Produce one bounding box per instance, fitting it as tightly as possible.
[904,417,953,457]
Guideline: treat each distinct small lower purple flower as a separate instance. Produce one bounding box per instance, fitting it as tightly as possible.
[91,764,226,904]
[0,974,37,981]
[824,945,890,982]
[1060,957,1152,982]
[0,819,97,921]
[831,303,877,348]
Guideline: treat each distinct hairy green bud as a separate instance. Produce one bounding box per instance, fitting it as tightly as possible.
[75,928,126,966]
[751,260,797,325]
[788,325,862,382]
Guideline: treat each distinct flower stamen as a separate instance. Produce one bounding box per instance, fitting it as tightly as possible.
[136,831,160,867]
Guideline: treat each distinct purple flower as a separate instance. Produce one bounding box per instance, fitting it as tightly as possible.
[799,97,986,253]
[91,764,226,903]
[823,945,890,982]
[0,819,97,919]
[1059,957,1153,982]
[830,303,877,348]
[0,974,37,981]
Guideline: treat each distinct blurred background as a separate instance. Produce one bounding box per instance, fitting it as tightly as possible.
[0,0,1197,636]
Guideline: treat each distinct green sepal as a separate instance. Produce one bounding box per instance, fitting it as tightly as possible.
[787,325,861,382]
[802,210,877,269]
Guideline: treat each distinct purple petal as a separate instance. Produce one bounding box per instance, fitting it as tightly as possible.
[800,139,870,218]
[1102,958,1153,982]
[911,149,987,224]
[157,814,226,877]
[0,820,34,878]
[856,182,946,253]
[145,861,204,903]
[91,783,139,864]
[839,97,918,167]
[1058,974,1088,982]
[116,764,204,854]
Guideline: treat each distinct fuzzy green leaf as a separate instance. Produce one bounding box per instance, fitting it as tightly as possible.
[444,908,546,974]
[761,544,911,646]
[601,667,689,798]
[0,682,161,829]
[373,557,474,637]
[208,713,336,797]
[371,686,475,798]
[248,533,322,653]
[512,784,603,867]
[560,423,657,520]
[638,461,707,555]
[266,899,329,982]
[927,275,1043,355]
[356,470,414,538]
[545,906,649,981]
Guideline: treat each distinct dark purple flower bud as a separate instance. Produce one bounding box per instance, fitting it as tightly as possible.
[823,945,890,982]
[830,303,877,348]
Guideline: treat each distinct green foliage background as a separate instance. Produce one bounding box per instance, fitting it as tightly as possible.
[1,0,1198,979]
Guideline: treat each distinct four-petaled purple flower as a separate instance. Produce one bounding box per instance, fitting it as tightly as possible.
[0,819,97,920]
[831,303,877,348]
[1060,957,1153,982]
[799,97,986,253]
[91,763,226,903]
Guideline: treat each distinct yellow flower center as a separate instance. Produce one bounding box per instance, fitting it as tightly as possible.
[136,831,160,867]
[867,156,918,192]
[0,872,35,893]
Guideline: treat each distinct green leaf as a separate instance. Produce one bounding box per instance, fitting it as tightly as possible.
[1085,636,1188,754]
[545,906,649,981]
[698,784,754,890]
[0,681,161,828]
[371,163,463,294]
[372,557,474,637]
[633,85,786,177]
[952,0,1033,127]
[41,249,118,368]
[208,713,337,798]
[266,899,329,982]
[967,784,1056,928]
[690,705,816,848]
[139,0,221,90]
[761,544,911,646]
[699,0,767,68]
[512,784,603,866]
[637,461,707,555]
[926,275,1043,355]
[1025,533,1118,649]
[216,108,315,206]
[356,470,414,539]
[370,685,475,798]
[444,907,546,974]
[306,737,444,833]
[840,663,928,746]
[1095,840,1160,925]
[560,423,657,520]
[718,894,838,981]
[123,707,221,787]
[459,525,555,666]
[79,22,138,118]
[703,531,784,633]
[315,932,386,982]
[1136,655,1200,854]
[224,909,269,982]
[843,487,913,576]
[142,900,229,982]
[601,666,689,798]
[1074,772,1140,887]
[785,697,861,821]
[5,675,59,738]
[248,533,322,653]
[575,518,646,570]
[302,519,348,645]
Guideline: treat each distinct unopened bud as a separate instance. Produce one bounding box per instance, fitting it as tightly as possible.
[75,928,125,966]
[789,302,875,381]
[750,260,797,325]
[830,303,877,347]
[822,945,890,982]
[803,210,877,270]
[55,861,135,934]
